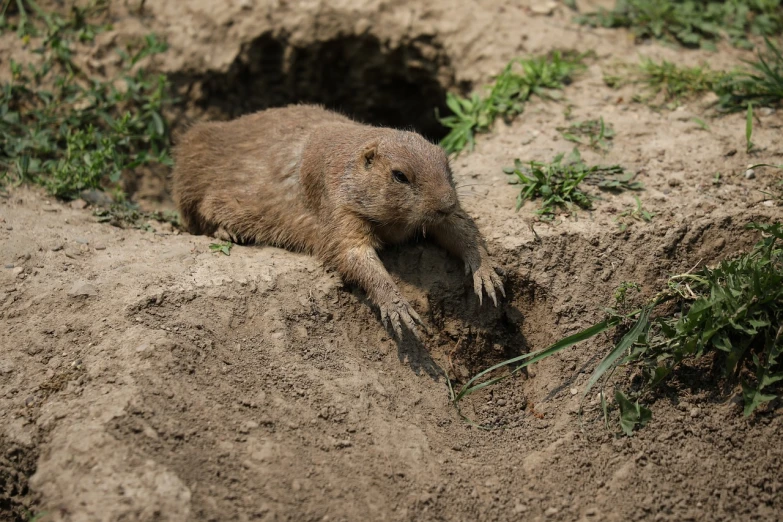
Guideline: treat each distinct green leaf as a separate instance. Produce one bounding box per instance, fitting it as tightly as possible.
[742,381,776,416]
[615,390,652,436]
[209,242,232,256]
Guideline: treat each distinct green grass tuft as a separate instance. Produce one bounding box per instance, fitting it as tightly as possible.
[715,37,783,111]
[503,148,642,220]
[438,51,588,155]
[615,195,654,231]
[0,1,174,200]
[576,0,783,50]
[605,39,783,111]
[604,59,726,107]
[557,117,615,151]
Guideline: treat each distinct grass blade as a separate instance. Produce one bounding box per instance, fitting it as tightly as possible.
[582,306,652,402]
[454,316,621,402]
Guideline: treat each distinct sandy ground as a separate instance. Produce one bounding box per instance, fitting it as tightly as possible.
[2,1,783,521]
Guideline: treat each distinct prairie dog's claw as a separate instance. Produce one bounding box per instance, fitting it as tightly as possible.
[379,299,427,340]
[471,262,506,307]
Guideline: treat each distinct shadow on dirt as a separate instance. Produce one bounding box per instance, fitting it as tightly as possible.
[0,435,39,522]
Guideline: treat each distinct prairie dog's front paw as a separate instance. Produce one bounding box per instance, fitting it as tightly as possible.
[378,296,427,340]
[468,259,506,306]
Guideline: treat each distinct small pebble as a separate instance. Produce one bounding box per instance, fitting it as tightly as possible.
[570,388,578,395]
[6,226,12,231]
[95,244,106,251]
[690,407,701,418]
[496,399,507,407]
[4,264,13,269]
[68,281,98,297]
[745,169,755,179]
[545,507,559,516]
[51,244,63,252]
[75,238,89,245]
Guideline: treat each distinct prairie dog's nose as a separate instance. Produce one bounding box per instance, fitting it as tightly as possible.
[438,193,457,215]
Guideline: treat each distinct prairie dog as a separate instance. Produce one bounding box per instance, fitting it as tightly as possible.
[172,104,504,337]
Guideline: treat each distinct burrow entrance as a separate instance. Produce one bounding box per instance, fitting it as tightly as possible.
[172,31,458,142]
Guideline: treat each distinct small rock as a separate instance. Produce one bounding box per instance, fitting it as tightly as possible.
[667,178,681,187]
[4,264,13,269]
[80,189,113,206]
[570,388,578,395]
[763,200,775,207]
[690,407,701,418]
[12,267,23,277]
[545,507,559,516]
[5,226,12,231]
[70,199,88,210]
[75,238,89,245]
[25,345,43,356]
[238,0,254,9]
[513,503,528,514]
[759,107,775,116]
[94,244,106,251]
[530,1,557,15]
[496,399,507,407]
[745,169,756,179]
[334,440,352,448]
[51,244,63,252]
[586,507,598,516]
[68,282,98,297]
[318,407,330,420]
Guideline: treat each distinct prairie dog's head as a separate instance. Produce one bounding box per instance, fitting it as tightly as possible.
[344,130,457,227]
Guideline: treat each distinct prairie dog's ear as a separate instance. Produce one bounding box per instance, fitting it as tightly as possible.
[362,141,378,169]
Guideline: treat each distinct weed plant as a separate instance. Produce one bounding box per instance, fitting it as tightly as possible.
[615,195,654,231]
[716,37,783,110]
[438,51,587,154]
[0,0,174,199]
[557,117,615,151]
[503,148,642,220]
[576,0,783,49]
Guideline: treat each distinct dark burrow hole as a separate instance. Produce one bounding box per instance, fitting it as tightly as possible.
[171,31,457,142]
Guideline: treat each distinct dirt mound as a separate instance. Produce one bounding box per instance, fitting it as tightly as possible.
[2,1,783,521]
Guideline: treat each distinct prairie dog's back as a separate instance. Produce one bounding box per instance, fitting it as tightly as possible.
[171,105,351,238]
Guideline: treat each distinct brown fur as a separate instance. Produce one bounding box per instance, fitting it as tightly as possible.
[171,104,504,337]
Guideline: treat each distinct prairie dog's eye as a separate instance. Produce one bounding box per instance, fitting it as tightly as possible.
[392,170,409,184]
